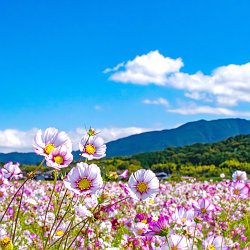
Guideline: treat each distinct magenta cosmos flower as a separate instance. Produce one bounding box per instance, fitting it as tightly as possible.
[79,135,106,160]
[63,162,103,195]
[33,127,72,157]
[46,145,73,170]
[192,198,215,217]
[144,215,171,236]
[230,181,249,199]
[127,169,159,201]
[1,162,23,180]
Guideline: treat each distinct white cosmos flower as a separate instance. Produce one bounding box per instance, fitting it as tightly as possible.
[127,169,159,201]
[33,127,72,157]
[232,170,247,182]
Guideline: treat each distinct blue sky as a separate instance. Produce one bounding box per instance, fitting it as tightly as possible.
[1,0,250,152]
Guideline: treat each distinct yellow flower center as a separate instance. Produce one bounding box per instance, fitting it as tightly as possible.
[172,247,178,250]
[137,229,144,235]
[145,241,151,245]
[209,245,215,250]
[0,180,3,185]
[0,237,11,247]
[44,144,55,154]
[77,177,91,190]
[85,144,96,155]
[0,191,3,197]
[237,176,241,180]
[56,230,64,236]
[201,208,207,214]
[234,189,240,195]
[54,155,64,165]
[182,218,186,223]
[136,181,148,193]
[149,200,154,204]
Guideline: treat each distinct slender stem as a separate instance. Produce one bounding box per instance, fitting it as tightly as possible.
[12,185,24,242]
[192,223,197,250]
[0,178,29,223]
[63,215,75,250]
[44,189,67,248]
[42,170,57,249]
[166,236,171,249]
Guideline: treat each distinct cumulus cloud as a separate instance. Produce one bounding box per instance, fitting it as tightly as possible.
[104,50,183,86]
[0,127,152,153]
[168,103,250,116]
[105,51,250,107]
[103,62,125,73]
[143,97,170,107]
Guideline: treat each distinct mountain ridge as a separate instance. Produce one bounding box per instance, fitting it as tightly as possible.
[0,118,250,165]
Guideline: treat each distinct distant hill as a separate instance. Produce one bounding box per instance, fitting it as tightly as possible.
[106,118,250,157]
[0,118,250,165]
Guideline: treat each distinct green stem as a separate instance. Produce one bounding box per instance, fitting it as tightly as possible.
[77,135,90,163]
[166,236,171,249]
[42,170,57,249]
[12,185,24,243]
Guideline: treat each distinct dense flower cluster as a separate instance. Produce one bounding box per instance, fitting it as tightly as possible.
[0,126,249,249]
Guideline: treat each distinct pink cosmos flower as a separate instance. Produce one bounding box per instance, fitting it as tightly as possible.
[63,162,103,195]
[79,134,106,160]
[127,169,159,201]
[1,162,23,180]
[172,207,195,228]
[0,188,6,201]
[232,170,247,182]
[203,235,229,250]
[144,215,172,236]
[33,127,72,157]
[230,181,249,199]
[46,145,73,170]
[119,169,129,178]
[161,234,195,250]
[192,198,215,217]
[0,173,9,187]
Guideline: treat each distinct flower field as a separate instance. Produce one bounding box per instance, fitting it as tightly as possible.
[0,128,249,249]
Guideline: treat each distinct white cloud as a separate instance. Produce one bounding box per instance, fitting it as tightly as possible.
[104,50,183,86]
[143,97,170,107]
[103,62,125,73]
[0,127,153,153]
[105,51,250,107]
[168,103,250,116]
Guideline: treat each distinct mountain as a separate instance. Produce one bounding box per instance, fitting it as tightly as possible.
[105,118,250,157]
[0,118,250,165]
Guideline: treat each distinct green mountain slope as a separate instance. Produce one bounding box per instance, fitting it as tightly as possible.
[106,118,250,157]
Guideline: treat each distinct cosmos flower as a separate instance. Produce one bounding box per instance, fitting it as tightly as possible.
[192,198,215,217]
[46,145,73,170]
[232,170,247,182]
[230,181,249,199]
[127,169,159,201]
[220,173,225,178]
[161,234,194,250]
[75,204,92,218]
[33,127,72,157]
[203,235,229,250]
[1,162,23,180]
[0,188,7,201]
[144,215,173,237]
[172,207,195,228]
[119,169,129,179]
[63,162,103,195]
[0,174,9,187]
[79,134,106,160]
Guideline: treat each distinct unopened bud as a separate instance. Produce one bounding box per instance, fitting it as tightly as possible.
[27,172,35,179]
[194,216,203,223]
[88,128,95,136]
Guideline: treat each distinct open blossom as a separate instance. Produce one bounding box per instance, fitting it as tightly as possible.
[79,134,106,160]
[0,188,7,201]
[161,234,194,250]
[172,207,195,228]
[232,170,247,182]
[63,162,103,195]
[33,127,72,157]
[230,181,249,199]
[0,174,9,187]
[203,235,229,250]
[75,204,92,218]
[192,198,215,217]
[119,169,129,179]
[1,162,23,180]
[127,169,159,201]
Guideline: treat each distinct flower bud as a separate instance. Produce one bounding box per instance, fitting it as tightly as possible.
[194,216,203,223]
[88,128,95,136]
